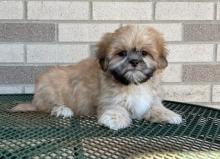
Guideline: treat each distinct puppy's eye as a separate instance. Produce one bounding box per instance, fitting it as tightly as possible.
[141,51,148,56]
[117,51,127,57]
[141,51,154,59]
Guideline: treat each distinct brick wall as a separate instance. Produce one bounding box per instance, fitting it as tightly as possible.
[0,0,220,109]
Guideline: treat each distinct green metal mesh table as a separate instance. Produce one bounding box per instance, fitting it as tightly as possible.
[0,95,219,159]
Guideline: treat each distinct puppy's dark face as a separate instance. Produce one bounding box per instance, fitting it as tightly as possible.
[108,48,156,85]
[97,25,167,85]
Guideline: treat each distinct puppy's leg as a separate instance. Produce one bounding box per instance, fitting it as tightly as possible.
[145,98,182,124]
[32,85,74,118]
[9,104,37,112]
[98,107,131,130]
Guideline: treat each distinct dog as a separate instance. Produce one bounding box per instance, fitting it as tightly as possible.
[10,25,182,130]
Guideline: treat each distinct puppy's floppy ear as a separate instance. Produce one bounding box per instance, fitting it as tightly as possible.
[158,55,168,69]
[99,58,109,71]
[148,27,168,69]
[96,33,113,71]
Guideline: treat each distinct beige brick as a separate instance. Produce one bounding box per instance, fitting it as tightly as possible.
[27,45,90,63]
[123,24,182,41]
[59,24,119,42]
[212,85,220,102]
[184,24,220,42]
[0,85,23,94]
[162,85,210,102]
[0,23,55,42]
[24,85,34,94]
[0,1,23,19]
[28,1,89,20]
[0,66,48,84]
[162,64,182,82]
[167,44,214,62]
[156,2,214,20]
[183,65,220,82]
[0,44,24,63]
[93,2,152,20]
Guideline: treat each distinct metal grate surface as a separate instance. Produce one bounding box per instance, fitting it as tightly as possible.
[0,95,220,159]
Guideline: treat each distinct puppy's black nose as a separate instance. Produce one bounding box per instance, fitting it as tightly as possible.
[130,59,139,67]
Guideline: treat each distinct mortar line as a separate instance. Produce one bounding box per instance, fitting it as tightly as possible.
[162,82,218,85]
[0,41,219,45]
[214,44,218,62]
[0,62,218,67]
[24,44,27,64]
[1,20,220,23]
[214,2,217,20]
[152,1,156,21]
[181,22,184,42]
[23,0,27,20]
[180,64,183,83]
[210,84,213,103]
[14,0,220,2]
[22,86,25,94]
[55,23,59,42]
[89,1,93,20]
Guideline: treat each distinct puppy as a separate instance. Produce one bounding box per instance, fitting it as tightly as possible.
[10,25,182,130]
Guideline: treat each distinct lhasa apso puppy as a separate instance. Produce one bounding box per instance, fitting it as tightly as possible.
[11,25,182,130]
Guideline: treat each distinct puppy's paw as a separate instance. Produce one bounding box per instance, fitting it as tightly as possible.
[51,105,74,118]
[98,110,131,130]
[165,113,182,124]
[146,106,183,125]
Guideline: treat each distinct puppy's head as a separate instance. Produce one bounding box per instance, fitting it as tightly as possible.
[96,25,167,85]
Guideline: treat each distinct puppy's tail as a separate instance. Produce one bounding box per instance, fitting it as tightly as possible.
[9,103,37,112]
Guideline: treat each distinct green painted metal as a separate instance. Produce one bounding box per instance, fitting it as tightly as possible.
[0,94,219,159]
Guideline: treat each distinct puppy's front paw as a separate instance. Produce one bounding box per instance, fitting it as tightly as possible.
[51,105,74,118]
[146,106,183,125]
[98,110,131,130]
[165,113,182,124]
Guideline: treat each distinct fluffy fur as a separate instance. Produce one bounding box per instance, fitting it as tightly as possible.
[10,25,182,130]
